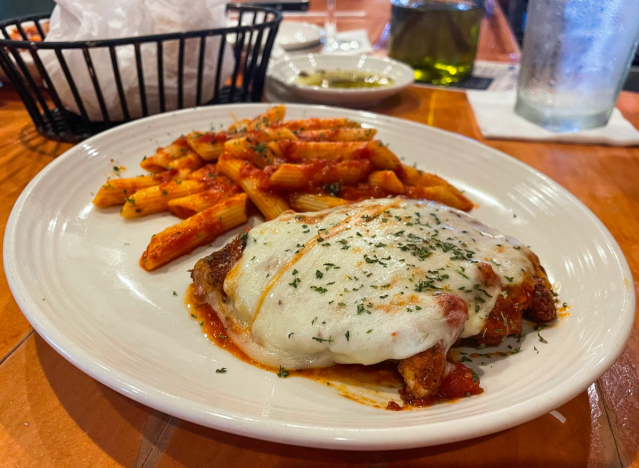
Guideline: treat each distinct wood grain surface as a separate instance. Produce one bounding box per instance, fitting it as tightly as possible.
[1,0,638,466]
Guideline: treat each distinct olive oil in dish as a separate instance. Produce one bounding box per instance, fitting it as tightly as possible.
[295,70,395,89]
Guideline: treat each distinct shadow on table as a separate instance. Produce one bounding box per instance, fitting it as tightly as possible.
[34,331,609,468]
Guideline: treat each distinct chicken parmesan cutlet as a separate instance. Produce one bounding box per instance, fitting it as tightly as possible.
[191,198,556,405]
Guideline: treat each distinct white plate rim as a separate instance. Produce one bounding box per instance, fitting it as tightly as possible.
[4,103,635,450]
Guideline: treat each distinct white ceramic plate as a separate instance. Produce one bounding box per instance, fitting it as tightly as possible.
[5,104,634,451]
[268,55,414,108]
[276,22,323,50]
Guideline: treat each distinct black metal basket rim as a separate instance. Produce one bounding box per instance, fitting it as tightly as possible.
[0,4,282,48]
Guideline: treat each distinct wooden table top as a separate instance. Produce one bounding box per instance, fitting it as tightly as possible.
[1,1,638,466]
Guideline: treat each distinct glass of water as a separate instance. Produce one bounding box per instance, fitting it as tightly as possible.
[515,0,639,133]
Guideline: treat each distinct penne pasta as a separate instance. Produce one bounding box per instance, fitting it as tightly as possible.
[93,169,189,207]
[275,141,369,163]
[399,164,449,187]
[273,141,400,170]
[368,141,401,170]
[92,106,475,271]
[224,128,297,168]
[186,131,226,161]
[166,152,204,171]
[217,154,290,220]
[297,128,377,142]
[140,193,248,271]
[140,137,191,172]
[216,153,246,182]
[168,186,240,219]
[368,170,405,194]
[168,176,240,218]
[120,180,209,218]
[229,104,286,132]
[290,193,349,212]
[187,164,219,181]
[282,117,361,131]
[405,185,473,212]
[267,164,306,189]
[267,160,371,190]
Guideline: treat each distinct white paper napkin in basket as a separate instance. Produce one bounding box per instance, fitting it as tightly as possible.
[466,91,639,146]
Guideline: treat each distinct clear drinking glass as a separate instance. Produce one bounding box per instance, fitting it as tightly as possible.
[515,0,639,133]
[387,0,484,85]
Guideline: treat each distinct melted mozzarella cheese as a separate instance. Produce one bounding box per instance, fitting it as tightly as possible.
[210,198,534,370]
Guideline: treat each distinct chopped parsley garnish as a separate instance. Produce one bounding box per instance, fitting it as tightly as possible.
[310,286,328,294]
[505,276,514,282]
[316,270,323,279]
[312,336,333,344]
[457,267,470,279]
[277,366,289,378]
[345,331,350,341]
[288,277,301,288]
[215,368,227,373]
[172,291,177,296]
[366,329,373,334]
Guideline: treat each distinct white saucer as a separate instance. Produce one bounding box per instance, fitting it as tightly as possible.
[276,22,323,51]
[267,54,414,108]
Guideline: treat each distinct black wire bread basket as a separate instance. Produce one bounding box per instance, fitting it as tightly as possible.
[0,4,282,142]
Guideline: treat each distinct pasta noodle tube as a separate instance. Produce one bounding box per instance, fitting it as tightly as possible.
[367,141,401,170]
[290,194,349,212]
[297,128,377,142]
[140,193,248,271]
[186,131,226,161]
[187,164,219,181]
[224,128,297,168]
[276,141,369,163]
[140,137,190,172]
[282,118,360,131]
[230,104,286,132]
[399,164,449,187]
[217,154,290,220]
[120,180,209,218]
[268,160,371,189]
[405,185,473,212]
[368,170,405,194]
[167,152,205,171]
[168,185,241,219]
[247,104,286,130]
[93,169,190,206]
[216,153,246,182]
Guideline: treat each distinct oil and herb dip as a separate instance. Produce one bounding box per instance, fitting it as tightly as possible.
[295,69,395,89]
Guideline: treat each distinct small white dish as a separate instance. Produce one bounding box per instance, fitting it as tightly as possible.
[276,22,323,51]
[268,54,414,108]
